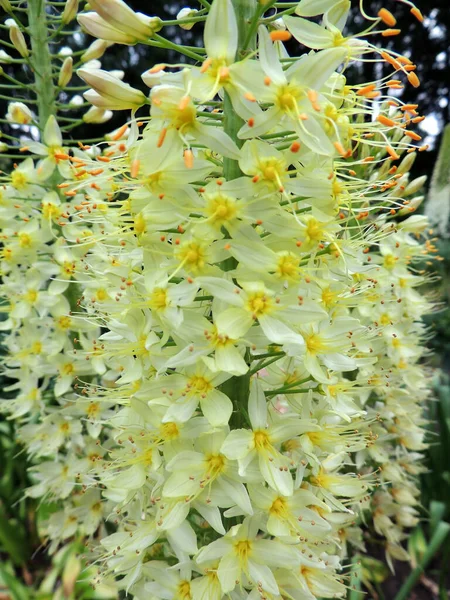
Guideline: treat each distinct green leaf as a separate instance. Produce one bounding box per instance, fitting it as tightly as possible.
[394,521,450,600]
[425,124,450,237]
[0,564,31,600]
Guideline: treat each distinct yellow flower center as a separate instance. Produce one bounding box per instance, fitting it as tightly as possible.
[206,194,237,225]
[305,218,324,242]
[276,83,303,111]
[206,453,226,476]
[96,288,108,301]
[11,171,28,190]
[305,333,326,355]
[177,241,208,273]
[134,213,146,235]
[42,203,61,220]
[188,375,212,394]
[161,422,180,441]
[269,496,288,517]
[234,539,252,562]
[253,429,271,450]
[57,316,72,330]
[25,289,38,304]
[86,402,100,418]
[61,362,74,376]
[18,233,32,248]
[383,254,397,269]
[176,581,192,600]
[321,287,338,308]
[276,254,300,281]
[150,287,168,311]
[246,291,272,318]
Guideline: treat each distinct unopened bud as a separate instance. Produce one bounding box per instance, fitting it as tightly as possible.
[8,22,29,58]
[397,195,424,216]
[83,106,113,124]
[6,101,33,124]
[398,214,429,232]
[88,0,161,42]
[176,7,198,30]
[402,175,427,197]
[62,0,79,24]
[397,151,417,174]
[0,141,8,152]
[58,56,73,88]
[0,50,13,63]
[81,39,109,63]
[78,12,137,45]
[79,68,147,110]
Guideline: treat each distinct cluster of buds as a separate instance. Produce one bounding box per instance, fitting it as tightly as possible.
[0,0,435,598]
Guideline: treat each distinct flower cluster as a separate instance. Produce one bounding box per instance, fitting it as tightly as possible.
[0,0,436,598]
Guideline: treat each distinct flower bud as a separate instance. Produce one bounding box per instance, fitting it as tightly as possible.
[83,106,113,124]
[8,22,29,58]
[0,50,13,63]
[88,0,160,42]
[176,8,199,30]
[0,141,8,152]
[81,39,109,63]
[78,68,147,110]
[78,12,137,45]
[397,195,424,216]
[62,0,79,24]
[6,101,33,124]
[402,175,427,196]
[58,57,73,88]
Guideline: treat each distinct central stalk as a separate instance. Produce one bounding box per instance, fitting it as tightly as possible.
[221,0,259,428]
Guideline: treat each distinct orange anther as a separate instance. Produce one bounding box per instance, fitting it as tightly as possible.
[412,116,425,123]
[362,156,375,163]
[130,159,140,178]
[410,7,424,22]
[57,183,70,188]
[405,131,422,141]
[224,243,231,250]
[334,142,348,157]
[264,76,271,86]
[244,92,257,102]
[397,55,413,65]
[378,8,397,27]
[269,30,292,42]
[54,153,71,161]
[407,72,420,87]
[157,127,167,148]
[184,149,194,169]
[19,146,29,152]
[112,124,128,141]
[248,117,255,128]
[381,51,402,70]
[290,141,301,153]
[200,58,213,73]
[382,28,401,37]
[357,84,377,96]
[252,175,259,183]
[386,146,400,160]
[64,191,77,197]
[178,96,191,111]
[377,115,397,127]
[298,113,309,120]
[149,63,165,74]
[97,156,111,163]
[419,144,429,152]
[88,168,104,176]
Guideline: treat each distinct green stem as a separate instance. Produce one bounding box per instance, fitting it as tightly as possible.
[27,0,57,130]
[220,0,258,430]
